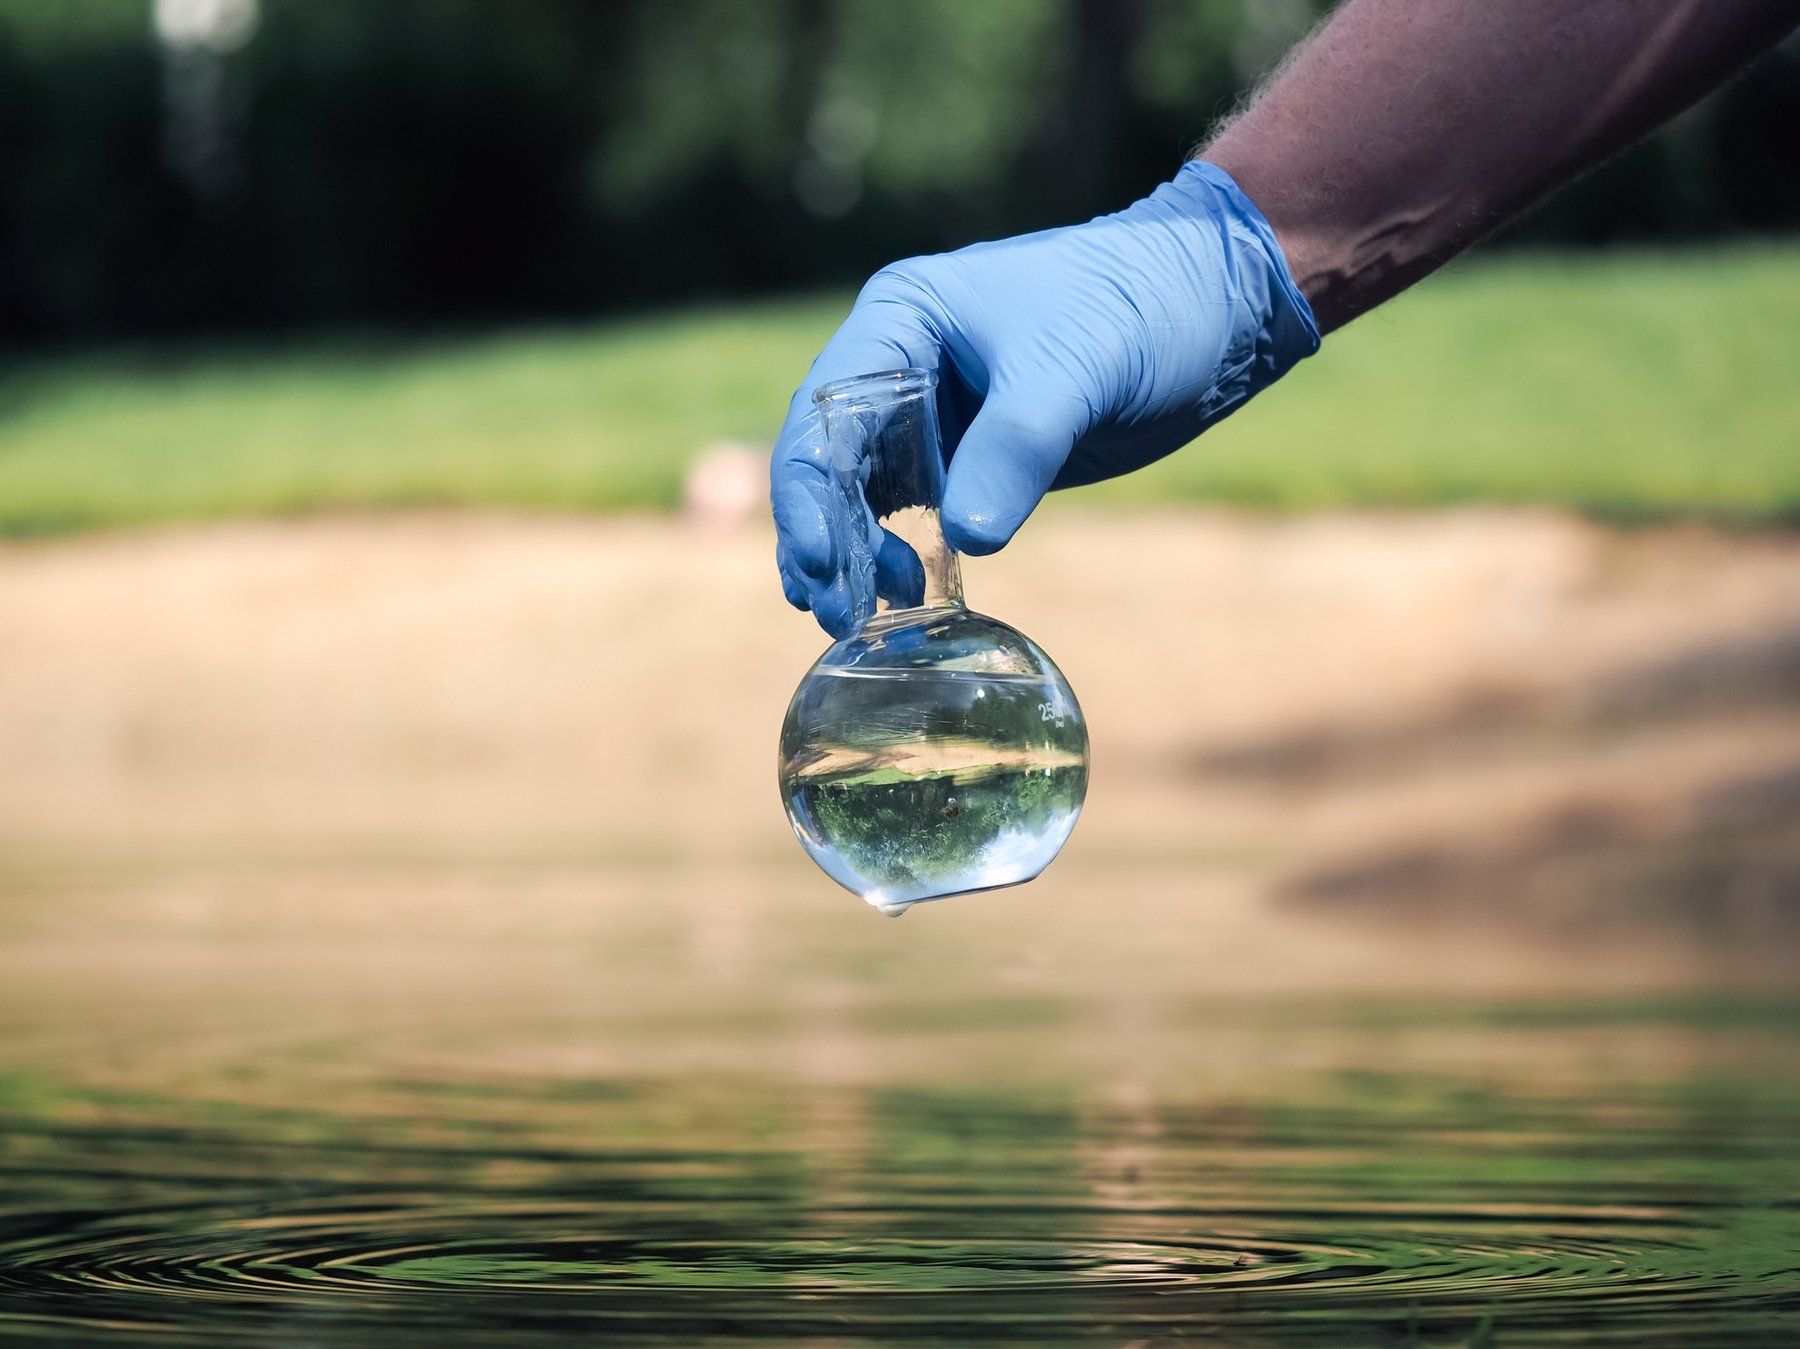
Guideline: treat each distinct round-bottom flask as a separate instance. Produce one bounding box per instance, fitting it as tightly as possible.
[778,370,1088,916]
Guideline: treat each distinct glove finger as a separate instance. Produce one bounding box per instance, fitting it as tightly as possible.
[811,572,860,641]
[770,292,948,494]
[875,527,926,609]
[773,476,836,581]
[941,388,1085,556]
[778,548,811,611]
[806,275,953,399]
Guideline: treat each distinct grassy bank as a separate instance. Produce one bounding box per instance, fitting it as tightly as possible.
[1,247,1796,536]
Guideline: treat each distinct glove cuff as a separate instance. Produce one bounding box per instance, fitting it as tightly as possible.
[1185,159,1321,356]
[1159,160,1322,426]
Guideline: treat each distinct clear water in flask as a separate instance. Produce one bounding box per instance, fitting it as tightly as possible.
[780,609,1088,916]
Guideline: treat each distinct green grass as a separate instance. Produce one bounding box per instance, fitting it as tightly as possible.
[1093,245,1800,525]
[0,301,834,536]
[1,247,1796,536]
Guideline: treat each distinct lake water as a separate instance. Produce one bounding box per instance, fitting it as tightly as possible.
[1,858,1797,1347]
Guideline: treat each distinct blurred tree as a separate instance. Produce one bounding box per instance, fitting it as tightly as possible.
[0,0,1793,344]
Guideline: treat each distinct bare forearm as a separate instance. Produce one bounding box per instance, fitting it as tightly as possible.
[1206,0,1800,332]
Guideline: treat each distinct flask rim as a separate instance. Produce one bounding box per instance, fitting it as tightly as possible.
[813,367,937,409]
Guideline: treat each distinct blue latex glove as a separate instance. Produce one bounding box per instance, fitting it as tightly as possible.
[772,160,1321,637]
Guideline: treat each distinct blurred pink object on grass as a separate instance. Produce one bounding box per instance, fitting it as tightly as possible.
[683,444,765,531]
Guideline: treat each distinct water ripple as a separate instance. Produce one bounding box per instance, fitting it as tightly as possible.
[3,1189,1796,1345]
[4,1043,1800,1347]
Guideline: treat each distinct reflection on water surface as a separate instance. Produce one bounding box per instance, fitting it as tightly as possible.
[0,861,1797,1346]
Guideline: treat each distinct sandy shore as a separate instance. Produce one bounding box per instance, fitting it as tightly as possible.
[2,509,1796,994]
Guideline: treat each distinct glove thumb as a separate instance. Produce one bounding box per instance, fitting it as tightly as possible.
[940,390,1082,556]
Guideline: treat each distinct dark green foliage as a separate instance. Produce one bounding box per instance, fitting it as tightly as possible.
[1,2,1795,342]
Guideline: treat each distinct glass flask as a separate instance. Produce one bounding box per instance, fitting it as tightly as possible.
[778,369,1089,916]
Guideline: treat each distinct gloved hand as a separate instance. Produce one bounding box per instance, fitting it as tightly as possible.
[771,160,1320,637]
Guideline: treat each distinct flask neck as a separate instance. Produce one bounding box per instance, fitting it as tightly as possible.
[884,504,965,615]
[814,368,964,630]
